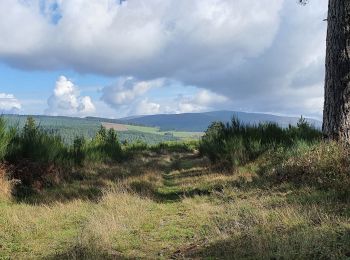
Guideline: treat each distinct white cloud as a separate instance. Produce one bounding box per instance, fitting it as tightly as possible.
[132,98,161,115]
[46,76,96,116]
[102,78,230,115]
[175,89,229,113]
[0,0,328,117]
[101,77,164,108]
[0,0,283,74]
[0,93,21,113]
[79,96,96,114]
[194,90,228,106]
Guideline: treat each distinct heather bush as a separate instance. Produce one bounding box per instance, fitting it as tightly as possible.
[200,117,321,168]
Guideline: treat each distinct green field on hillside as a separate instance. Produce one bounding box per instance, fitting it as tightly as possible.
[106,123,203,139]
[2,115,201,145]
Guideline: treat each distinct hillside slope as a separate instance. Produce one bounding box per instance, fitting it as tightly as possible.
[118,111,322,132]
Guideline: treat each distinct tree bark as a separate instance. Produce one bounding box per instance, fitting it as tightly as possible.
[323,0,350,143]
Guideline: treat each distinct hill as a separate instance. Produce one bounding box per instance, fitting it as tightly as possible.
[115,111,322,132]
[2,111,322,143]
[2,115,179,144]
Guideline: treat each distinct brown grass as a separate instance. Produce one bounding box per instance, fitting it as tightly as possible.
[102,122,129,131]
[0,164,14,201]
[1,149,349,259]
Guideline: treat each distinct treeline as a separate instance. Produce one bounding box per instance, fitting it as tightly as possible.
[3,115,179,144]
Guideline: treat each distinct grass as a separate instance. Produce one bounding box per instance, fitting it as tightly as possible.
[104,122,203,140]
[0,116,349,259]
[1,148,349,259]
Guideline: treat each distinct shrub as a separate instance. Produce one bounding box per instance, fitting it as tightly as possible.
[200,117,322,168]
[199,122,225,163]
[263,141,350,194]
[0,118,128,192]
[86,126,123,162]
[124,140,149,152]
[6,117,69,165]
[150,141,198,153]
[72,136,86,166]
[0,117,10,161]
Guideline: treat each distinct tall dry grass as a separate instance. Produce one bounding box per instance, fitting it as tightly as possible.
[0,165,13,201]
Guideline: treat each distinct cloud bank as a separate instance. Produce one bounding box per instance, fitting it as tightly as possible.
[102,77,164,107]
[101,77,230,115]
[0,0,328,117]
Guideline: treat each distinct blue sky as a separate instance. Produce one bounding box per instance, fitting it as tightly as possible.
[0,0,328,119]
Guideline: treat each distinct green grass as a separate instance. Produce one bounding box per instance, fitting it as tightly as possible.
[119,123,203,140]
[1,148,349,259]
[123,124,161,134]
[0,116,349,259]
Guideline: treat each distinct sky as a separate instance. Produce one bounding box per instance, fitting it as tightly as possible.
[0,0,328,119]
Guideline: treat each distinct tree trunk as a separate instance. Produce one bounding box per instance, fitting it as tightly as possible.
[323,0,350,143]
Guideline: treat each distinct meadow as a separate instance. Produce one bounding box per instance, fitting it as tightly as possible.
[102,122,203,140]
[0,116,349,259]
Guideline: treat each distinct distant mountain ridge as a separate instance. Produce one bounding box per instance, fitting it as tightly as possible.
[4,111,322,133]
[114,111,322,132]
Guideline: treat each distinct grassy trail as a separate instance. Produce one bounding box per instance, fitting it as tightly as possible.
[1,151,350,259]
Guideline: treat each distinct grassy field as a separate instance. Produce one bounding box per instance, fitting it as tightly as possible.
[0,117,349,259]
[102,122,203,140]
[1,149,349,259]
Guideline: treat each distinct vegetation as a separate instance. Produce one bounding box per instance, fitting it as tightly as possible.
[199,117,321,167]
[3,115,191,145]
[122,124,203,140]
[0,116,349,259]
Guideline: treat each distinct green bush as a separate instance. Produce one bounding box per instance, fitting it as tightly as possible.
[6,117,69,165]
[5,119,124,167]
[0,117,10,161]
[200,117,322,168]
[124,140,149,153]
[85,126,123,163]
[72,136,86,166]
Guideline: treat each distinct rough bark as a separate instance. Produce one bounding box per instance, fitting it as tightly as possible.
[323,0,350,143]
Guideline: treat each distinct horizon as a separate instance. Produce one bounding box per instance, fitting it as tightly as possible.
[2,109,322,122]
[0,0,327,120]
